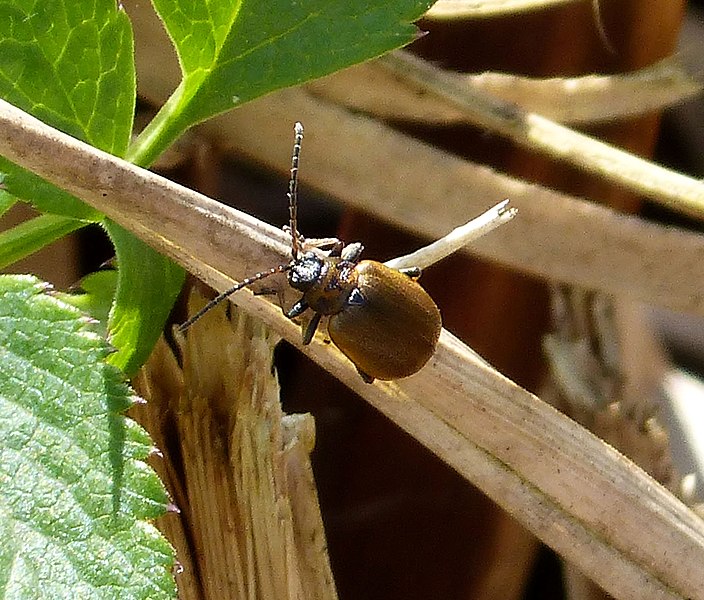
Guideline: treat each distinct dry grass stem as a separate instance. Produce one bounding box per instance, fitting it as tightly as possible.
[425,0,579,19]
[386,199,516,270]
[307,55,700,125]
[376,51,704,218]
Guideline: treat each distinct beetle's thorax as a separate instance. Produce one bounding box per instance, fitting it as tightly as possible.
[288,251,359,315]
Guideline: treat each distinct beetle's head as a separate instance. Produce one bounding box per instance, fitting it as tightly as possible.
[287,252,324,292]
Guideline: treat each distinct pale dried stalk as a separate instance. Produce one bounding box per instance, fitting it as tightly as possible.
[306,56,701,125]
[468,59,701,124]
[2,99,704,598]
[386,199,516,270]
[376,51,704,218]
[426,0,579,18]
[133,299,336,600]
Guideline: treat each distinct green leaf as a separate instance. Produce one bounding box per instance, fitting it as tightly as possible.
[0,275,176,599]
[0,173,16,218]
[104,222,185,377]
[0,162,102,220]
[0,213,86,269]
[0,0,135,154]
[57,269,119,332]
[0,0,135,218]
[0,2,186,377]
[128,0,434,165]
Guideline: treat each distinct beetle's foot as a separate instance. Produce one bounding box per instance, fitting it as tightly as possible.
[357,368,375,384]
[399,266,422,279]
[301,312,322,345]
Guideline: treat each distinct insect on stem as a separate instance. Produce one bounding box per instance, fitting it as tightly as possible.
[177,122,516,383]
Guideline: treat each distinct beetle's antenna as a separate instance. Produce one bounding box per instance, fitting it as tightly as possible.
[179,264,292,332]
[288,122,304,260]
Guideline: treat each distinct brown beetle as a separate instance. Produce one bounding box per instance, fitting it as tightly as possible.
[180,122,441,382]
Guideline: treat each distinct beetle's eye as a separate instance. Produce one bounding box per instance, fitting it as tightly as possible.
[288,253,323,291]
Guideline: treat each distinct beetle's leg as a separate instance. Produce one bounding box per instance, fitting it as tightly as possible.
[340,242,364,262]
[302,237,343,252]
[301,312,322,345]
[286,298,309,319]
[399,266,422,279]
[356,367,375,384]
[254,286,290,315]
[253,287,277,296]
[325,240,345,257]
[283,225,307,247]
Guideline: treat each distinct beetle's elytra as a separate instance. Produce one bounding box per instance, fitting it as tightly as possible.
[179,122,442,383]
[327,261,441,382]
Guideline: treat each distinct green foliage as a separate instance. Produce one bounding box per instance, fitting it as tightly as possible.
[0,1,135,154]
[0,165,101,221]
[0,214,86,270]
[129,0,434,164]
[0,173,17,217]
[0,1,433,592]
[104,222,185,376]
[0,0,135,213]
[57,269,119,333]
[0,275,175,599]
[0,0,180,374]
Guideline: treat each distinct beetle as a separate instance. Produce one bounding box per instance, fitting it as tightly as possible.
[179,122,442,383]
